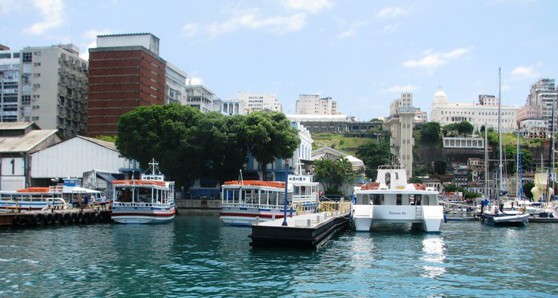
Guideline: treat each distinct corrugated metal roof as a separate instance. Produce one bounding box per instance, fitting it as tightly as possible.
[0,122,41,130]
[76,136,117,151]
[0,130,59,152]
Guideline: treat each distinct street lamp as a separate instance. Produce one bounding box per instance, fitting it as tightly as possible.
[282,161,289,226]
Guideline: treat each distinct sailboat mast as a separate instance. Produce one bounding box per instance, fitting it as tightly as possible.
[484,124,489,197]
[498,67,503,199]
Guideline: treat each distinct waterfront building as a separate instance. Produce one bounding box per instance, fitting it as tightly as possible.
[0,122,59,190]
[18,44,88,138]
[519,119,547,138]
[384,93,416,177]
[0,45,20,123]
[295,94,338,115]
[30,135,135,196]
[87,33,166,137]
[237,92,282,112]
[185,85,218,113]
[165,63,188,105]
[430,88,517,133]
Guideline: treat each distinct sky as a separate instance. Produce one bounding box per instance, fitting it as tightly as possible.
[1,0,557,120]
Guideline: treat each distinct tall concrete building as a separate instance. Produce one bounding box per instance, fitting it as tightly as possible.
[517,78,557,135]
[237,92,282,112]
[87,33,166,137]
[165,63,187,105]
[0,45,20,123]
[295,94,338,115]
[19,44,88,138]
[384,93,416,177]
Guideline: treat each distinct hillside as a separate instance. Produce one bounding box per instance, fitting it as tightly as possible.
[311,133,371,155]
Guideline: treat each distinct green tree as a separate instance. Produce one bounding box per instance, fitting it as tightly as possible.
[313,157,355,194]
[244,111,300,180]
[443,184,462,193]
[116,104,202,187]
[523,181,535,199]
[355,138,393,179]
[418,122,441,145]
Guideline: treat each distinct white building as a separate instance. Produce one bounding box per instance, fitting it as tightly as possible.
[19,44,89,138]
[237,92,282,112]
[0,45,20,122]
[221,99,248,115]
[295,94,338,115]
[518,78,557,134]
[430,88,517,133]
[165,63,187,105]
[185,85,217,113]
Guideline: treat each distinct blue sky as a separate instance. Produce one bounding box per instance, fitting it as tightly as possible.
[1,0,557,120]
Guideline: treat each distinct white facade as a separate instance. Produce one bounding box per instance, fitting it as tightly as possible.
[525,78,557,133]
[295,94,338,115]
[430,88,517,132]
[519,119,547,138]
[0,47,20,122]
[97,33,160,55]
[237,92,282,112]
[165,63,187,105]
[222,99,248,115]
[30,136,133,179]
[185,85,217,113]
[19,44,89,138]
[384,93,416,177]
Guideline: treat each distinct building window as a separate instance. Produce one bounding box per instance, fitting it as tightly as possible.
[22,52,32,62]
[21,95,31,105]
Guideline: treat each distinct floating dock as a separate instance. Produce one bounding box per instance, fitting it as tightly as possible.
[0,209,112,227]
[250,208,351,249]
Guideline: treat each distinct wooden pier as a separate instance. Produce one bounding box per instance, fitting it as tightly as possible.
[0,209,112,227]
[250,206,351,249]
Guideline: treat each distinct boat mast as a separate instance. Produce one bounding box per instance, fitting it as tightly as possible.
[497,67,503,203]
[484,124,489,198]
[547,96,555,202]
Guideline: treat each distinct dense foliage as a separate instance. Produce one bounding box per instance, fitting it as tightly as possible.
[417,122,442,145]
[116,104,299,188]
[313,157,355,194]
[355,138,393,179]
[442,121,474,137]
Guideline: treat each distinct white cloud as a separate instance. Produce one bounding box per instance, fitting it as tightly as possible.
[377,7,409,18]
[80,28,114,60]
[182,23,201,37]
[24,0,64,34]
[385,84,419,93]
[383,23,401,33]
[0,0,21,14]
[403,48,471,69]
[187,77,204,85]
[208,10,306,35]
[282,0,334,13]
[337,22,366,39]
[511,66,540,78]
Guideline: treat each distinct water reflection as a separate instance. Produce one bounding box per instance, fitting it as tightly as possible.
[420,235,446,278]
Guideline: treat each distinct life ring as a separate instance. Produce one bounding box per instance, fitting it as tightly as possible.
[44,213,53,225]
[53,213,62,224]
[62,213,71,225]
[76,212,84,224]
[70,212,77,224]
[34,213,44,225]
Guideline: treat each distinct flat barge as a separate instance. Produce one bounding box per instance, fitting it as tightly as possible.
[0,209,112,227]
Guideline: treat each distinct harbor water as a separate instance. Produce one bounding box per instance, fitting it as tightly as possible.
[1,213,558,297]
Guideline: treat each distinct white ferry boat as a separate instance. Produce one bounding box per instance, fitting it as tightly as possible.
[0,178,100,212]
[111,159,176,224]
[351,165,444,232]
[220,172,320,226]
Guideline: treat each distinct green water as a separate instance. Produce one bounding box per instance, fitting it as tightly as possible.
[1,213,557,297]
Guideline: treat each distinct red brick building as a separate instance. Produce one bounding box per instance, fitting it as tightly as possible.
[87,34,166,137]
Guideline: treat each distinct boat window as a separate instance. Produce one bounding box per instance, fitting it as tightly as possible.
[360,195,370,205]
[414,194,422,206]
[372,194,383,205]
[396,194,402,205]
[385,173,391,189]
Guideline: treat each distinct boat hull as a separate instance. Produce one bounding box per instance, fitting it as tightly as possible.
[111,207,176,224]
[220,207,290,226]
[481,213,529,227]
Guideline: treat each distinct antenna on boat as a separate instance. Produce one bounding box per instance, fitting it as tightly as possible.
[239,169,244,186]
